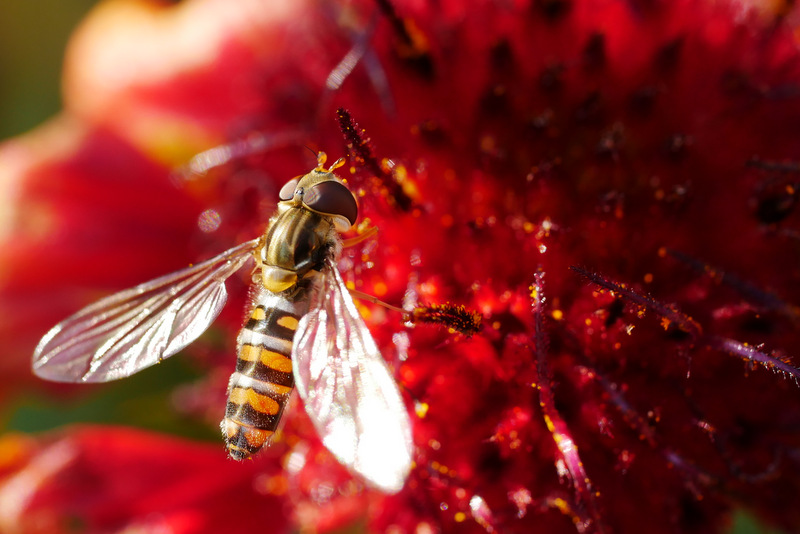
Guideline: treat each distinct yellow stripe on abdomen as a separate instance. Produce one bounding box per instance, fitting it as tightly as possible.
[276,315,299,331]
[239,344,293,373]
[229,386,280,415]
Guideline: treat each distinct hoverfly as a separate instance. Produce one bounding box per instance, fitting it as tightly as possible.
[32,153,413,494]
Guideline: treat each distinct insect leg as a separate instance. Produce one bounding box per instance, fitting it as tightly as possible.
[342,226,378,248]
[348,287,405,314]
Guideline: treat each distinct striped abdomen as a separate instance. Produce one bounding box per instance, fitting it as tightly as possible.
[222,286,311,459]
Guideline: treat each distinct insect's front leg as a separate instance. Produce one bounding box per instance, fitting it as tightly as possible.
[342,226,378,248]
[251,235,267,283]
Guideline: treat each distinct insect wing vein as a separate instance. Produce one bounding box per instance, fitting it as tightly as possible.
[33,239,259,383]
[293,258,413,493]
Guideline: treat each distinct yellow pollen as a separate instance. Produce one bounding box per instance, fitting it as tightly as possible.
[543,414,555,433]
[551,497,569,514]
[373,281,388,297]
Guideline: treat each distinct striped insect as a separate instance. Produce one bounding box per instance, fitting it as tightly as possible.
[32,153,413,493]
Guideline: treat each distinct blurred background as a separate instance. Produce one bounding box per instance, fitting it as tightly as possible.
[0,2,97,140]
[0,0,222,460]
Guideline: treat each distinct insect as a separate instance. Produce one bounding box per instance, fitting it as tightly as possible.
[32,152,413,494]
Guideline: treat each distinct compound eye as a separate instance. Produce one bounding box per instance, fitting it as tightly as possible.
[278,177,301,201]
[303,180,358,226]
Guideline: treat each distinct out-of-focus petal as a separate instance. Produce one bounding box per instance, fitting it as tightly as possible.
[62,0,331,162]
[0,117,209,388]
[0,426,289,534]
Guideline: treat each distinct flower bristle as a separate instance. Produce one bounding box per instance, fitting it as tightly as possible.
[570,265,703,339]
[571,265,800,385]
[336,107,413,210]
[531,269,605,533]
[372,0,434,78]
[705,336,800,384]
[410,302,482,337]
[663,247,800,322]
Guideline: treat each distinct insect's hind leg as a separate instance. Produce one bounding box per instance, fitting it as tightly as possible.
[343,227,401,313]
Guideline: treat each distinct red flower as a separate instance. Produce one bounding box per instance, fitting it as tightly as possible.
[2,0,800,532]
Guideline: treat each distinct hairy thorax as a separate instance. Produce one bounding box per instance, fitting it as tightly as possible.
[259,206,335,294]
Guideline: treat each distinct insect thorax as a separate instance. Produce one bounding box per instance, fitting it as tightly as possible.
[260,206,336,293]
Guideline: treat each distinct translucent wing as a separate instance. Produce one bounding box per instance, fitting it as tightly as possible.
[293,258,413,493]
[33,239,259,383]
